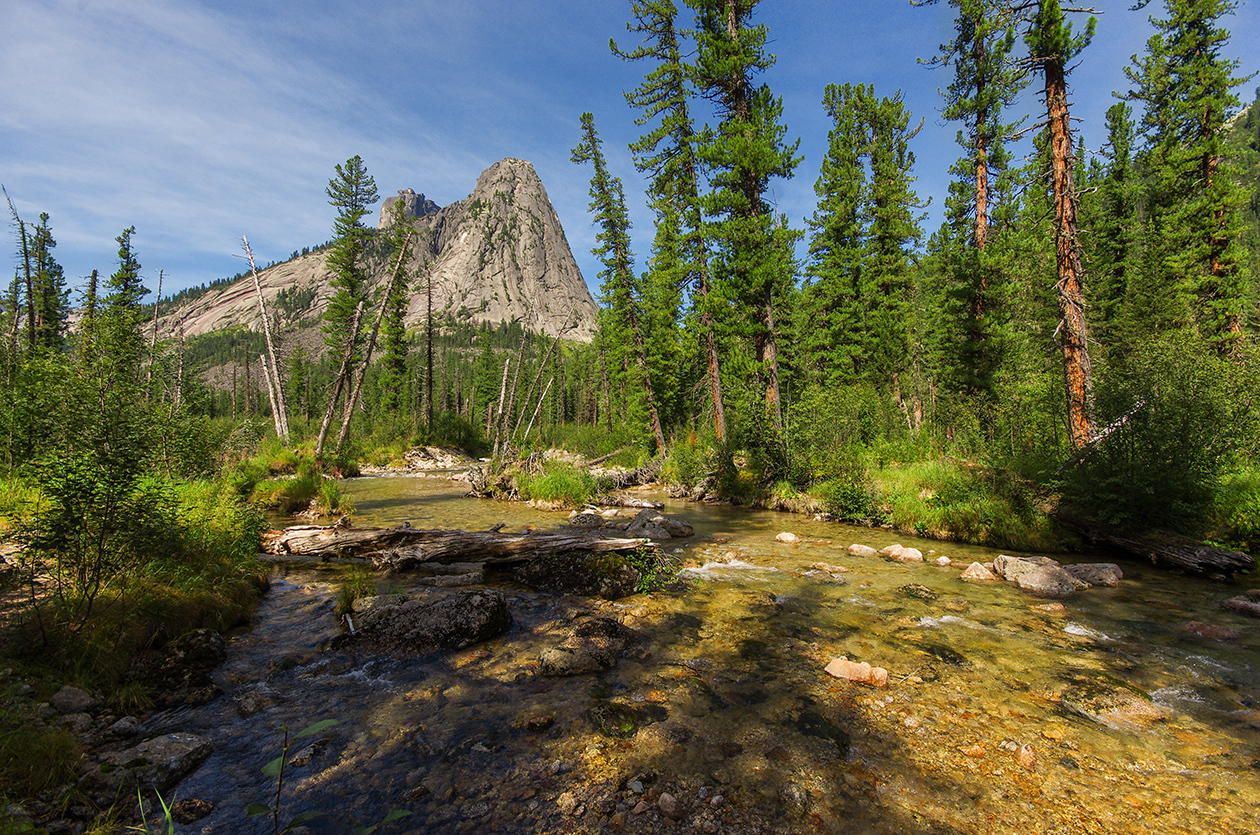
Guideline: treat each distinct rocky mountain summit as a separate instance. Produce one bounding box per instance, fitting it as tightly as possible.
[158,158,598,346]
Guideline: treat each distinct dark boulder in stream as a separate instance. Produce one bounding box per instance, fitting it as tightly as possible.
[540,616,642,677]
[126,628,227,709]
[348,589,512,652]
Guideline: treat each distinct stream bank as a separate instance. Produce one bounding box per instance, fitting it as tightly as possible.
[68,476,1258,834]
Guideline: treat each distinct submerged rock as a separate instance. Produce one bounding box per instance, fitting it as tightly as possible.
[775,532,800,544]
[1222,590,1260,618]
[511,551,643,599]
[540,616,641,677]
[1181,620,1240,640]
[349,589,512,653]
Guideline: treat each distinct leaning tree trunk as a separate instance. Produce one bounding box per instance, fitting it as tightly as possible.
[244,236,290,440]
[315,301,364,457]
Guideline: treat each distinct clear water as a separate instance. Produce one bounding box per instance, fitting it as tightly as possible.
[156,476,1260,834]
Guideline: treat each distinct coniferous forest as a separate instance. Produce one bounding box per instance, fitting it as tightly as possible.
[2,0,1260,829]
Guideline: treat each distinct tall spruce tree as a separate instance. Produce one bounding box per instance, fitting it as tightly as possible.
[613,0,728,438]
[1124,0,1253,353]
[1025,0,1097,449]
[316,155,377,456]
[29,212,68,352]
[689,0,800,439]
[572,111,667,452]
[1091,103,1142,351]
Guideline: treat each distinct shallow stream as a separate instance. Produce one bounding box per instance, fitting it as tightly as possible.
[156,475,1260,834]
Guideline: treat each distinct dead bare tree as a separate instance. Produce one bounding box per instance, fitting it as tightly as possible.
[242,236,290,440]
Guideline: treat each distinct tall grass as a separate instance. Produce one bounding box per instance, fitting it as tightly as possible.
[871,459,1061,551]
[516,462,598,508]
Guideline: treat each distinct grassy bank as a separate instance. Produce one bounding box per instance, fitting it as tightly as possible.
[0,477,269,807]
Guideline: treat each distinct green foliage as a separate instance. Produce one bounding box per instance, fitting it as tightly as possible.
[1063,339,1255,532]
[516,463,597,508]
[0,692,82,796]
[336,565,377,616]
[1207,468,1260,554]
[873,459,1059,550]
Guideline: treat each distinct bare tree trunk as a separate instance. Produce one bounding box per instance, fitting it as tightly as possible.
[146,270,162,400]
[243,236,290,439]
[315,301,364,457]
[335,234,412,451]
[489,356,511,451]
[260,353,281,429]
[522,376,553,444]
[762,286,783,432]
[1044,54,1095,450]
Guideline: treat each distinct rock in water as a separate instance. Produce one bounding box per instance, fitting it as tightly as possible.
[540,617,641,677]
[848,544,879,557]
[960,562,999,582]
[992,555,1081,597]
[1062,563,1123,587]
[1180,620,1240,640]
[824,658,889,688]
[775,532,800,544]
[81,733,213,805]
[626,508,693,540]
[350,590,512,653]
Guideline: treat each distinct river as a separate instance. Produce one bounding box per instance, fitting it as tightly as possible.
[152,475,1260,834]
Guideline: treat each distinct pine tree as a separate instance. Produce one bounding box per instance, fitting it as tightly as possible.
[377,199,415,418]
[572,111,667,452]
[1025,0,1097,449]
[1091,103,1142,350]
[29,213,68,352]
[316,155,377,455]
[689,0,801,439]
[613,0,727,438]
[1124,0,1254,353]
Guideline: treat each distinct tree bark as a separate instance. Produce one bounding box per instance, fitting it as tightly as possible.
[244,236,290,439]
[1044,55,1095,449]
[264,522,654,570]
[315,301,364,457]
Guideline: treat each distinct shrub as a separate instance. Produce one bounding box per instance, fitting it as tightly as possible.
[516,463,597,507]
[1207,469,1260,555]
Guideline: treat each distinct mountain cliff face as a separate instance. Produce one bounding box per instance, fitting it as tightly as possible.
[159,158,598,347]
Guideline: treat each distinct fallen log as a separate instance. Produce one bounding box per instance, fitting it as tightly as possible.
[594,494,664,510]
[1056,513,1254,578]
[264,523,654,571]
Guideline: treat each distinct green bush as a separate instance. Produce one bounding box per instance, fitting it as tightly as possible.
[1062,339,1251,533]
[516,463,597,507]
[1208,469,1260,555]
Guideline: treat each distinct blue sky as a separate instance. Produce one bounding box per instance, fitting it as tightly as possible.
[3,0,1258,303]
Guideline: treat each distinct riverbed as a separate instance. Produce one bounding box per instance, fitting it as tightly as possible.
[154,475,1260,834]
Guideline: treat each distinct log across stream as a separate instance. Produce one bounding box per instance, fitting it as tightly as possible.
[264,521,654,571]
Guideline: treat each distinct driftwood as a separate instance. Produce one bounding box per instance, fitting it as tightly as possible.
[594,494,664,510]
[597,458,664,491]
[1058,513,1254,578]
[264,523,653,571]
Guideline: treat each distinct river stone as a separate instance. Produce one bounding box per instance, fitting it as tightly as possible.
[540,617,641,677]
[1222,594,1260,618]
[1062,563,1123,587]
[823,658,888,688]
[626,508,693,539]
[126,629,227,709]
[511,550,642,599]
[993,555,1081,597]
[350,589,512,652]
[51,685,98,714]
[891,547,924,563]
[1180,620,1240,640]
[960,562,999,582]
[848,544,879,557]
[775,532,800,544]
[569,512,605,529]
[81,733,213,803]
[880,544,905,558]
